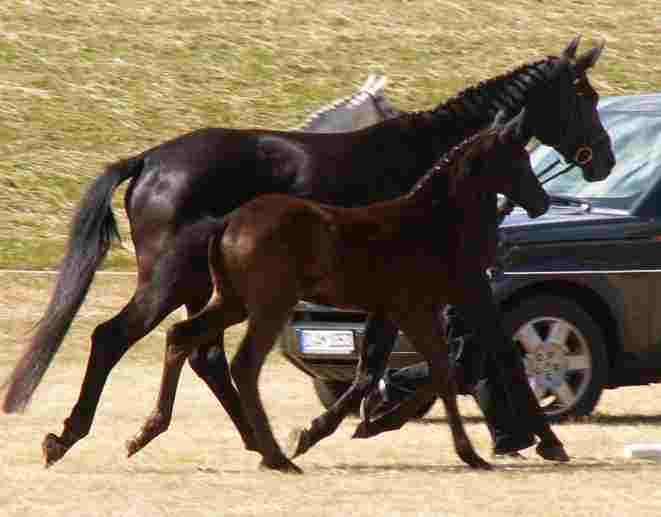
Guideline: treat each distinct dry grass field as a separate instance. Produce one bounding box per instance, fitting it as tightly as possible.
[3,275,661,517]
[3,1,661,516]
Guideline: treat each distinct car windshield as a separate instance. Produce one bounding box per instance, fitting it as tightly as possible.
[531,107,661,211]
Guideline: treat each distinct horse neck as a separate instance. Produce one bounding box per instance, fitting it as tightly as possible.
[430,57,559,145]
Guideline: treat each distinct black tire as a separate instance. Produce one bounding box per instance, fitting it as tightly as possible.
[312,379,436,419]
[502,294,609,422]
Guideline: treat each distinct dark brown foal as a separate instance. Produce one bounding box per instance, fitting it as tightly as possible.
[127,110,551,473]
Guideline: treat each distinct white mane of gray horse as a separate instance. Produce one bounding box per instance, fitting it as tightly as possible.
[294,74,402,133]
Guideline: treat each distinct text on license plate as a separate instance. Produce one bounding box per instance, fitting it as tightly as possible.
[298,330,355,354]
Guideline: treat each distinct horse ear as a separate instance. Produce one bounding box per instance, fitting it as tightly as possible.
[575,41,605,73]
[562,36,581,59]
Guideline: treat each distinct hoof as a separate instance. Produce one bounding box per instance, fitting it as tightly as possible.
[125,437,143,458]
[244,439,260,453]
[42,433,70,468]
[492,451,526,460]
[260,457,304,475]
[536,442,570,462]
[286,428,311,459]
[466,454,493,470]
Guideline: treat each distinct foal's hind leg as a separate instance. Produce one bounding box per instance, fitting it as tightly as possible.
[231,312,303,474]
[185,301,258,453]
[42,281,182,467]
[126,292,248,457]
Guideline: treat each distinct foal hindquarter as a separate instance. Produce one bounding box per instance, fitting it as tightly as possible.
[131,207,332,473]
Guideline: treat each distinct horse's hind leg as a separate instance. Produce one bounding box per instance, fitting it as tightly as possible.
[231,311,303,474]
[389,308,490,470]
[126,292,248,457]
[288,312,398,459]
[41,281,181,468]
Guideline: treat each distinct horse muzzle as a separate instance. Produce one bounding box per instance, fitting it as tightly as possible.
[579,134,616,182]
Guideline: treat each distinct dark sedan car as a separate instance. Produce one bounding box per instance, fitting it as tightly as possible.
[278,93,661,421]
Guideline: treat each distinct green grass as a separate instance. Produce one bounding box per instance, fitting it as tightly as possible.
[0,0,659,269]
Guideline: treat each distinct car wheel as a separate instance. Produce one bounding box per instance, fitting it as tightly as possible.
[502,295,609,422]
[312,379,436,419]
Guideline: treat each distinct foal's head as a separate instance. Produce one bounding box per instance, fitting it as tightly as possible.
[444,109,550,218]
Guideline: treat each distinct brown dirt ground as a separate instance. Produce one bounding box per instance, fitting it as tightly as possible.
[2,275,661,517]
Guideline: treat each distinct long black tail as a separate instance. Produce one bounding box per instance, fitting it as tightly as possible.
[1,156,144,413]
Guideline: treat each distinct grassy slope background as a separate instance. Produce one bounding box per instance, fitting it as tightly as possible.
[0,0,659,269]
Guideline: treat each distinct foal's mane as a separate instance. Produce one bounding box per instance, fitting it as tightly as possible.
[408,126,496,198]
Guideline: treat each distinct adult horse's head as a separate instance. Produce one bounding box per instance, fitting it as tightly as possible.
[522,37,615,182]
[450,109,549,218]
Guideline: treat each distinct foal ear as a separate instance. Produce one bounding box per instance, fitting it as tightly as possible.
[490,109,508,130]
[574,41,605,73]
[562,36,581,59]
[498,108,526,145]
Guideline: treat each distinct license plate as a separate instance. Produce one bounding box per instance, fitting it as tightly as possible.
[298,330,355,354]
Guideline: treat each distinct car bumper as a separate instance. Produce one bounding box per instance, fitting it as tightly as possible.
[279,302,425,382]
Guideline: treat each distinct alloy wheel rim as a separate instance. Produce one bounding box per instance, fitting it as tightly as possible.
[513,316,592,417]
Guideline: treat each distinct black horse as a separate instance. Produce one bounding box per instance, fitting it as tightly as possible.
[2,38,614,469]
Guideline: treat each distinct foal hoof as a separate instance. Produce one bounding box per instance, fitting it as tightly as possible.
[42,433,69,468]
[125,437,143,458]
[259,457,304,475]
[536,442,570,463]
[286,428,311,459]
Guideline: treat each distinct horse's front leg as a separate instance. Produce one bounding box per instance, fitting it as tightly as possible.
[459,273,569,462]
[352,389,437,439]
[287,313,398,459]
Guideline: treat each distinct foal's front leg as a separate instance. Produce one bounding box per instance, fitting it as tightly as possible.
[387,308,490,470]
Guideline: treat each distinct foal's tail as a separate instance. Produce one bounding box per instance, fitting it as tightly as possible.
[1,156,144,413]
[206,218,231,297]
